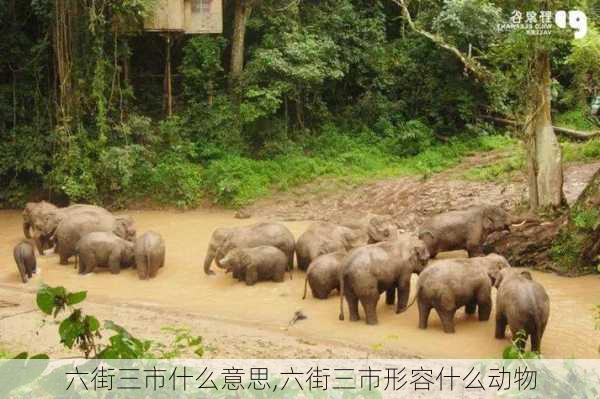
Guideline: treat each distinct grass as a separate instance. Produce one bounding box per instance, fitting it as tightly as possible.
[554,109,599,131]
[202,133,515,207]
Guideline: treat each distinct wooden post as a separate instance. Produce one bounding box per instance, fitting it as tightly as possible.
[163,33,173,117]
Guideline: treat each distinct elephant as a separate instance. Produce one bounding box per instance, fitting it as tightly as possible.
[54,212,136,265]
[22,201,58,254]
[407,253,511,333]
[338,234,430,325]
[339,214,399,244]
[13,240,37,283]
[417,205,513,258]
[295,222,367,271]
[219,245,288,285]
[494,268,550,352]
[135,231,166,280]
[76,232,135,275]
[303,251,346,299]
[203,223,295,275]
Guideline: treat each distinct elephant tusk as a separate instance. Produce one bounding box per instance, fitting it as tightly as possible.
[511,220,526,228]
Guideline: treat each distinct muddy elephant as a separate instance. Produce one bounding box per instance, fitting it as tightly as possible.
[418,205,513,258]
[76,232,135,275]
[13,240,37,283]
[494,268,550,352]
[338,234,430,325]
[219,245,288,285]
[22,201,58,254]
[203,223,295,275]
[135,231,165,280]
[339,214,399,244]
[295,222,367,271]
[303,251,346,299]
[408,253,511,333]
[54,212,136,265]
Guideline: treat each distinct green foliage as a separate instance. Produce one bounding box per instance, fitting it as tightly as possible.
[35,285,204,359]
[555,110,599,131]
[565,26,600,107]
[502,330,541,359]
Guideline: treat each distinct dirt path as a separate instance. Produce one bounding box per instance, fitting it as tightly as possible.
[0,157,598,359]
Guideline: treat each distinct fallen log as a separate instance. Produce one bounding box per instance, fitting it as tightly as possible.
[482,115,600,140]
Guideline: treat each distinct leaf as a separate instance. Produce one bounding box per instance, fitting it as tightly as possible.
[30,354,49,359]
[36,288,55,315]
[84,315,100,332]
[66,291,87,306]
[59,318,84,349]
[13,352,28,359]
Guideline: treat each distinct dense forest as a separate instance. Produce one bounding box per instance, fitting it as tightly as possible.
[1,0,599,211]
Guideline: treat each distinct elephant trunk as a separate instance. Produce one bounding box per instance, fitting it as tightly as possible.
[338,273,345,321]
[399,284,420,313]
[23,222,32,239]
[203,249,216,275]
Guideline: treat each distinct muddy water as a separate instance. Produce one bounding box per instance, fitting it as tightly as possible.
[0,209,598,358]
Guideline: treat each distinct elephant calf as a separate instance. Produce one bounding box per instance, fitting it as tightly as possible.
[220,246,288,285]
[76,232,135,275]
[418,205,512,258]
[135,231,165,280]
[303,251,346,299]
[411,253,511,333]
[13,240,37,283]
[494,269,550,352]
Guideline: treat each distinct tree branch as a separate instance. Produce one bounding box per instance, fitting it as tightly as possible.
[391,0,490,81]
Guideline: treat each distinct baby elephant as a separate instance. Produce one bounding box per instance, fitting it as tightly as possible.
[220,246,288,285]
[76,232,135,275]
[135,231,165,280]
[409,253,511,333]
[303,251,346,299]
[13,240,37,283]
[494,268,550,352]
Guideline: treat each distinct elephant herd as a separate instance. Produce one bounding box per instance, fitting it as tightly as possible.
[204,206,550,353]
[15,201,165,280]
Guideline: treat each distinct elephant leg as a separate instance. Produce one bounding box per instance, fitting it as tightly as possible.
[465,301,477,315]
[395,279,410,313]
[245,265,258,286]
[362,296,379,325]
[418,300,431,329]
[531,331,542,353]
[385,288,395,305]
[495,313,507,339]
[466,243,484,257]
[34,237,44,255]
[273,268,285,283]
[438,309,457,333]
[345,290,360,321]
[59,252,69,265]
[108,252,121,274]
[476,287,492,321]
[16,260,27,283]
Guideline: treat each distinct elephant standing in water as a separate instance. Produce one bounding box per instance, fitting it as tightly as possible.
[494,268,550,352]
[13,240,37,283]
[408,253,511,333]
[203,223,295,275]
[76,232,135,274]
[296,215,398,271]
[22,201,58,254]
[339,234,430,325]
[303,251,347,299]
[135,231,165,280]
[418,205,513,258]
[219,246,289,285]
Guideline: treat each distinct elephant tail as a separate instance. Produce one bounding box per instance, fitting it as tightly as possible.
[399,284,420,313]
[302,271,309,300]
[338,273,345,321]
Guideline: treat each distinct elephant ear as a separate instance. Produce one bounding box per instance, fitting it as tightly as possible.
[520,271,533,280]
[238,249,252,268]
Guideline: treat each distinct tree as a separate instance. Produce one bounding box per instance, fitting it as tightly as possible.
[230,0,258,91]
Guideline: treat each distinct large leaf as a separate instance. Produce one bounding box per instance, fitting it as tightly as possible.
[66,291,87,306]
[36,286,55,315]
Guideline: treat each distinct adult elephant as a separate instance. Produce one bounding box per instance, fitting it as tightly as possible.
[22,201,58,253]
[54,212,136,265]
[338,234,430,325]
[203,223,295,275]
[295,222,368,271]
[296,215,398,271]
[417,205,514,258]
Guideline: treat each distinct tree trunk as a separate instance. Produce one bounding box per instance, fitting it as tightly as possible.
[229,0,253,91]
[525,51,565,210]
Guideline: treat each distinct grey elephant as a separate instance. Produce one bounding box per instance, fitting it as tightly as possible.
[54,212,136,265]
[339,214,399,243]
[135,231,166,280]
[407,253,511,333]
[13,240,37,283]
[338,234,430,325]
[76,232,135,275]
[418,205,513,258]
[22,201,58,254]
[203,223,295,275]
[303,251,346,299]
[295,222,367,271]
[494,268,550,352]
[219,246,288,285]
